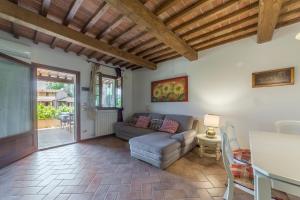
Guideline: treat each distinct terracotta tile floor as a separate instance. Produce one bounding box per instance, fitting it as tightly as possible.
[0,136,295,200]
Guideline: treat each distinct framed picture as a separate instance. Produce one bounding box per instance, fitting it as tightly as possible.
[252,67,295,88]
[151,76,188,102]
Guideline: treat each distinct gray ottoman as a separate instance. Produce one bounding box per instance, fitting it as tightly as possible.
[129,132,181,169]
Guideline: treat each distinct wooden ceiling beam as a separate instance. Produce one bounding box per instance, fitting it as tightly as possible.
[107,0,170,49]
[187,14,258,46]
[126,65,134,69]
[96,15,123,39]
[113,60,123,65]
[64,0,84,26]
[107,23,135,45]
[33,30,38,44]
[118,0,241,59]
[87,51,97,59]
[192,24,258,50]
[105,57,114,63]
[122,63,132,68]
[165,0,210,26]
[77,47,85,56]
[151,5,300,64]
[128,37,156,53]
[62,0,84,51]
[0,1,156,69]
[154,0,182,16]
[79,3,110,56]
[145,48,174,60]
[196,31,257,52]
[10,22,19,39]
[173,0,238,32]
[82,3,109,34]
[148,21,258,61]
[181,2,259,39]
[131,67,142,71]
[50,37,58,49]
[135,2,258,58]
[96,54,106,61]
[64,43,72,52]
[151,52,179,63]
[257,0,284,43]
[137,43,166,57]
[34,0,52,45]
[104,0,198,61]
[153,54,180,63]
[96,54,105,61]
[118,30,147,49]
[40,0,51,17]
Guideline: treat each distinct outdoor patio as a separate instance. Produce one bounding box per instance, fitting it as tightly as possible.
[38,127,74,149]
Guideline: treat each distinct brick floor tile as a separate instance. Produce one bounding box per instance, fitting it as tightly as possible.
[1,136,293,200]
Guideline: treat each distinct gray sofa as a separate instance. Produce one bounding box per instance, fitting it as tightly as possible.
[114,113,198,169]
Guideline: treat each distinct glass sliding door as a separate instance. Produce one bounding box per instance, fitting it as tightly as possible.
[0,55,36,168]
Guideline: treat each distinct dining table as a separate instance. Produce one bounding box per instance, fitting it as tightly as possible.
[250,131,300,200]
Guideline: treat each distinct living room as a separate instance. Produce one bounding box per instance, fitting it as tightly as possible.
[0,0,299,200]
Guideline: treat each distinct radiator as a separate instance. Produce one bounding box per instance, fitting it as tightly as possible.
[95,110,117,136]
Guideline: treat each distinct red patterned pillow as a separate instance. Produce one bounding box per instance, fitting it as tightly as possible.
[135,116,151,128]
[233,149,251,164]
[230,164,253,179]
[159,119,179,133]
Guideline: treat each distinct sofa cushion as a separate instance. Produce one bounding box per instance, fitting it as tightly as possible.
[132,112,149,118]
[129,132,181,155]
[159,119,179,133]
[164,114,194,132]
[148,113,165,119]
[171,130,196,146]
[135,116,151,128]
[149,119,163,130]
[114,122,154,135]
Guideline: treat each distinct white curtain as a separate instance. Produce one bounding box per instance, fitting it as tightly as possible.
[87,63,99,120]
[0,60,31,138]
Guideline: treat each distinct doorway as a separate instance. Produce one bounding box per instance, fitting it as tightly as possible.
[0,53,37,168]
[36,64,80,149]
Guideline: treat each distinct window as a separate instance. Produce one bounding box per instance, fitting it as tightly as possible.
[95,73,122,109]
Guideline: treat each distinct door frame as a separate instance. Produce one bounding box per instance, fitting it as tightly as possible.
[34,63,81,143]
[0,53,37,168]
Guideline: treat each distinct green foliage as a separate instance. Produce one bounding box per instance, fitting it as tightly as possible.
[46,82,74,97]
[56,104,73,115]
[37,104,56,120]
[37,103,73,120]
[47,82,64,90]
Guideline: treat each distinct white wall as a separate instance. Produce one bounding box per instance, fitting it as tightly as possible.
[0,30,133,139]
[132,23,300,147]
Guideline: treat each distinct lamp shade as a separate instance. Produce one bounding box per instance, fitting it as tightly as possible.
[204,114,220,128]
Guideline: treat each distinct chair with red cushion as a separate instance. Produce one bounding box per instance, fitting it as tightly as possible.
[221,129,288,200]
[225,124,251,164]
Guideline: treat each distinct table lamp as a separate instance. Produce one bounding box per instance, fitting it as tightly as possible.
[204,114,220,138]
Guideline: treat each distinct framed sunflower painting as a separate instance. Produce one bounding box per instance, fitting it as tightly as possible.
[151,76,188,102]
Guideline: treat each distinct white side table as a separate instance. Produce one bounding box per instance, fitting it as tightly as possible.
[196,134,221,161]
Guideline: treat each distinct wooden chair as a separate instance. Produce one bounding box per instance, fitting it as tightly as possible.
[221,128,289,200]
[225,124,251,164]
[275,120,300,135]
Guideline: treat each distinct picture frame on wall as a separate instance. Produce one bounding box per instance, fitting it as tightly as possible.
[252,67,295,88]
[151,76,188,102]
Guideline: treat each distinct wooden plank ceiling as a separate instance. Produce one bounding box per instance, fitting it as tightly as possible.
[0,0,300,70]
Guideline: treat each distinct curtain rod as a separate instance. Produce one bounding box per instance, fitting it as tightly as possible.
[86,59,121,70]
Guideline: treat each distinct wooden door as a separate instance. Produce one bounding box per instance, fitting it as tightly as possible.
[0,53,37,168]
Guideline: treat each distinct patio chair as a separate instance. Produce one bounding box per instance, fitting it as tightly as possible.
[221,128,288,200]
[59,113,70,129]
[275,120,300,135]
